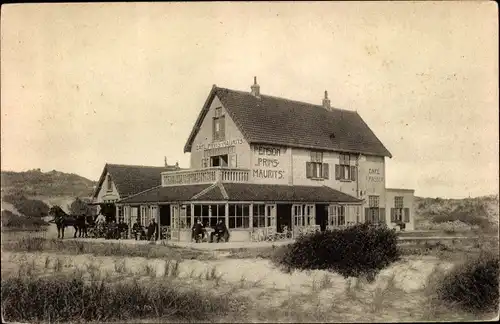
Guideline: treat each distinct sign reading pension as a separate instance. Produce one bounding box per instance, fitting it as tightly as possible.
[252,145,286,180]
[196,139,244,151]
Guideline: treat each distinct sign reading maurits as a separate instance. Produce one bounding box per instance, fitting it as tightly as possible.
[253,145,285,179]
[196,139,244,151]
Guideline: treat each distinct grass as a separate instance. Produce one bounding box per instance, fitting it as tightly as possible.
[1,270,242,323]
[2,237,214,260]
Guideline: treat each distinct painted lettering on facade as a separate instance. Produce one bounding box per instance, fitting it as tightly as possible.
[196,139,243,151]
[253,145,286,180]
[367,168,383,182]
[252,169,285,179]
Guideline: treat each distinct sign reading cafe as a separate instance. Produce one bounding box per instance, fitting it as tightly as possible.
[196,139,244,151]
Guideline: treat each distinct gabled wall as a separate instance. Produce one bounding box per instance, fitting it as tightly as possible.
[96,172,120,203]
[189,95,251,169]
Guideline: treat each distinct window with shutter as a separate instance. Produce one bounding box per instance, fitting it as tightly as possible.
[350,166,356,181]
[219,116,225,140]
[323,163,329,179]
[306,162,312,178]
[364,208,370,223]
[229,154,237,168]
[335,165,341,180]
[379,208,386,224]
[391,208,396,222]
[404,208,410,223]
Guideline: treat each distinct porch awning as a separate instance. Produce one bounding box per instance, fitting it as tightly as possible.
[118,183,362,204]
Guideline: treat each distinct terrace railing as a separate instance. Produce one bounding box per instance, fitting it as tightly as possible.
[162,167,250,186]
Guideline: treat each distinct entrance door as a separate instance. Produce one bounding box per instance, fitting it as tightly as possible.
[276,204,292,232]
[315,204,328,231]
[159,205,171,226]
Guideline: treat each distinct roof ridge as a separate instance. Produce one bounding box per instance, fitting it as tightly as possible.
[216,182,229,200]
[190,183,218,200]
[106,163,173,169]
[117,185,162,203]
[216,86,355,114]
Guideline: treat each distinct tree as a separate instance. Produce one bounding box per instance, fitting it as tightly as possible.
[68,197,93,216]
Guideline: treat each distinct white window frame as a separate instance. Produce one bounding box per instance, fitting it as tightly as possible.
[229,204,250,229]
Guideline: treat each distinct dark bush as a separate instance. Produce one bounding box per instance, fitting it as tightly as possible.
[432,203,492,230]
[2,193,50,218]
[274,223,400,280]
[436,252,499,313]
[1,210,48,229]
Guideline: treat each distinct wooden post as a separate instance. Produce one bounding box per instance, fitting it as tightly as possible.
[125,206,131,239]
[155,205,160,241]
[249,203,253,230]
[225,203,229,227]
[190,203,195,227]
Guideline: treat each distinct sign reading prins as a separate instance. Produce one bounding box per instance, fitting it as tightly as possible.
[252,145,286,180]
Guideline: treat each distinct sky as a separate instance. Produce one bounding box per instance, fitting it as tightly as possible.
[1,2,498,199]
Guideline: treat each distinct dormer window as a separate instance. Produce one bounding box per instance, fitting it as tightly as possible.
[213,107,225,141]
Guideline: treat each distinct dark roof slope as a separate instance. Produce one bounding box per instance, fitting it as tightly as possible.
[117,182,361,204]
[184,86,392,157]
[222,183,362,203]
[93,163,183,199]
[118,184,211,203]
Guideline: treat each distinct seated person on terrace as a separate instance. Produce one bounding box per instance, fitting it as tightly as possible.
[132,220,145,240]
[106,219,119,239]
[191,219,205,242]
[118,220,129,238]
[210,219,230,243]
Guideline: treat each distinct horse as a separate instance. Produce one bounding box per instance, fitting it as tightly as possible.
[48,206,79,239]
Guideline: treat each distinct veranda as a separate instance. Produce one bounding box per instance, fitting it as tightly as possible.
[118,201,363,242]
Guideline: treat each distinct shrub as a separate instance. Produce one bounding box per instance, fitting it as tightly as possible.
[436,252,499,313]
[274,223,400,280]
[2,193,50,218]
[1,210,48,229]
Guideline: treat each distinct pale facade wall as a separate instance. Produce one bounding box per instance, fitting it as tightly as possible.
[385,189,415,231]
[96,172,120,203]
[189,95,251,169]
[358,155,386,222]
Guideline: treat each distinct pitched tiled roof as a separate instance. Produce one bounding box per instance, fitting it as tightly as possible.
[118,184,211,203]
[184,86,392,157]
[93,163,183,199]
[221,183,362,203]
[116,182,361,204]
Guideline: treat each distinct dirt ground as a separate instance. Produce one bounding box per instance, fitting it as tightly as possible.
[3,248,491,323]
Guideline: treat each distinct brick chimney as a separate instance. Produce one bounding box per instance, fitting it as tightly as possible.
[322,90,331,110]
[164,156,168,167]
[250,76,260,97]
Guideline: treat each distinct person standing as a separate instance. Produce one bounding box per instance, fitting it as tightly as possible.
[147,218,158,241]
